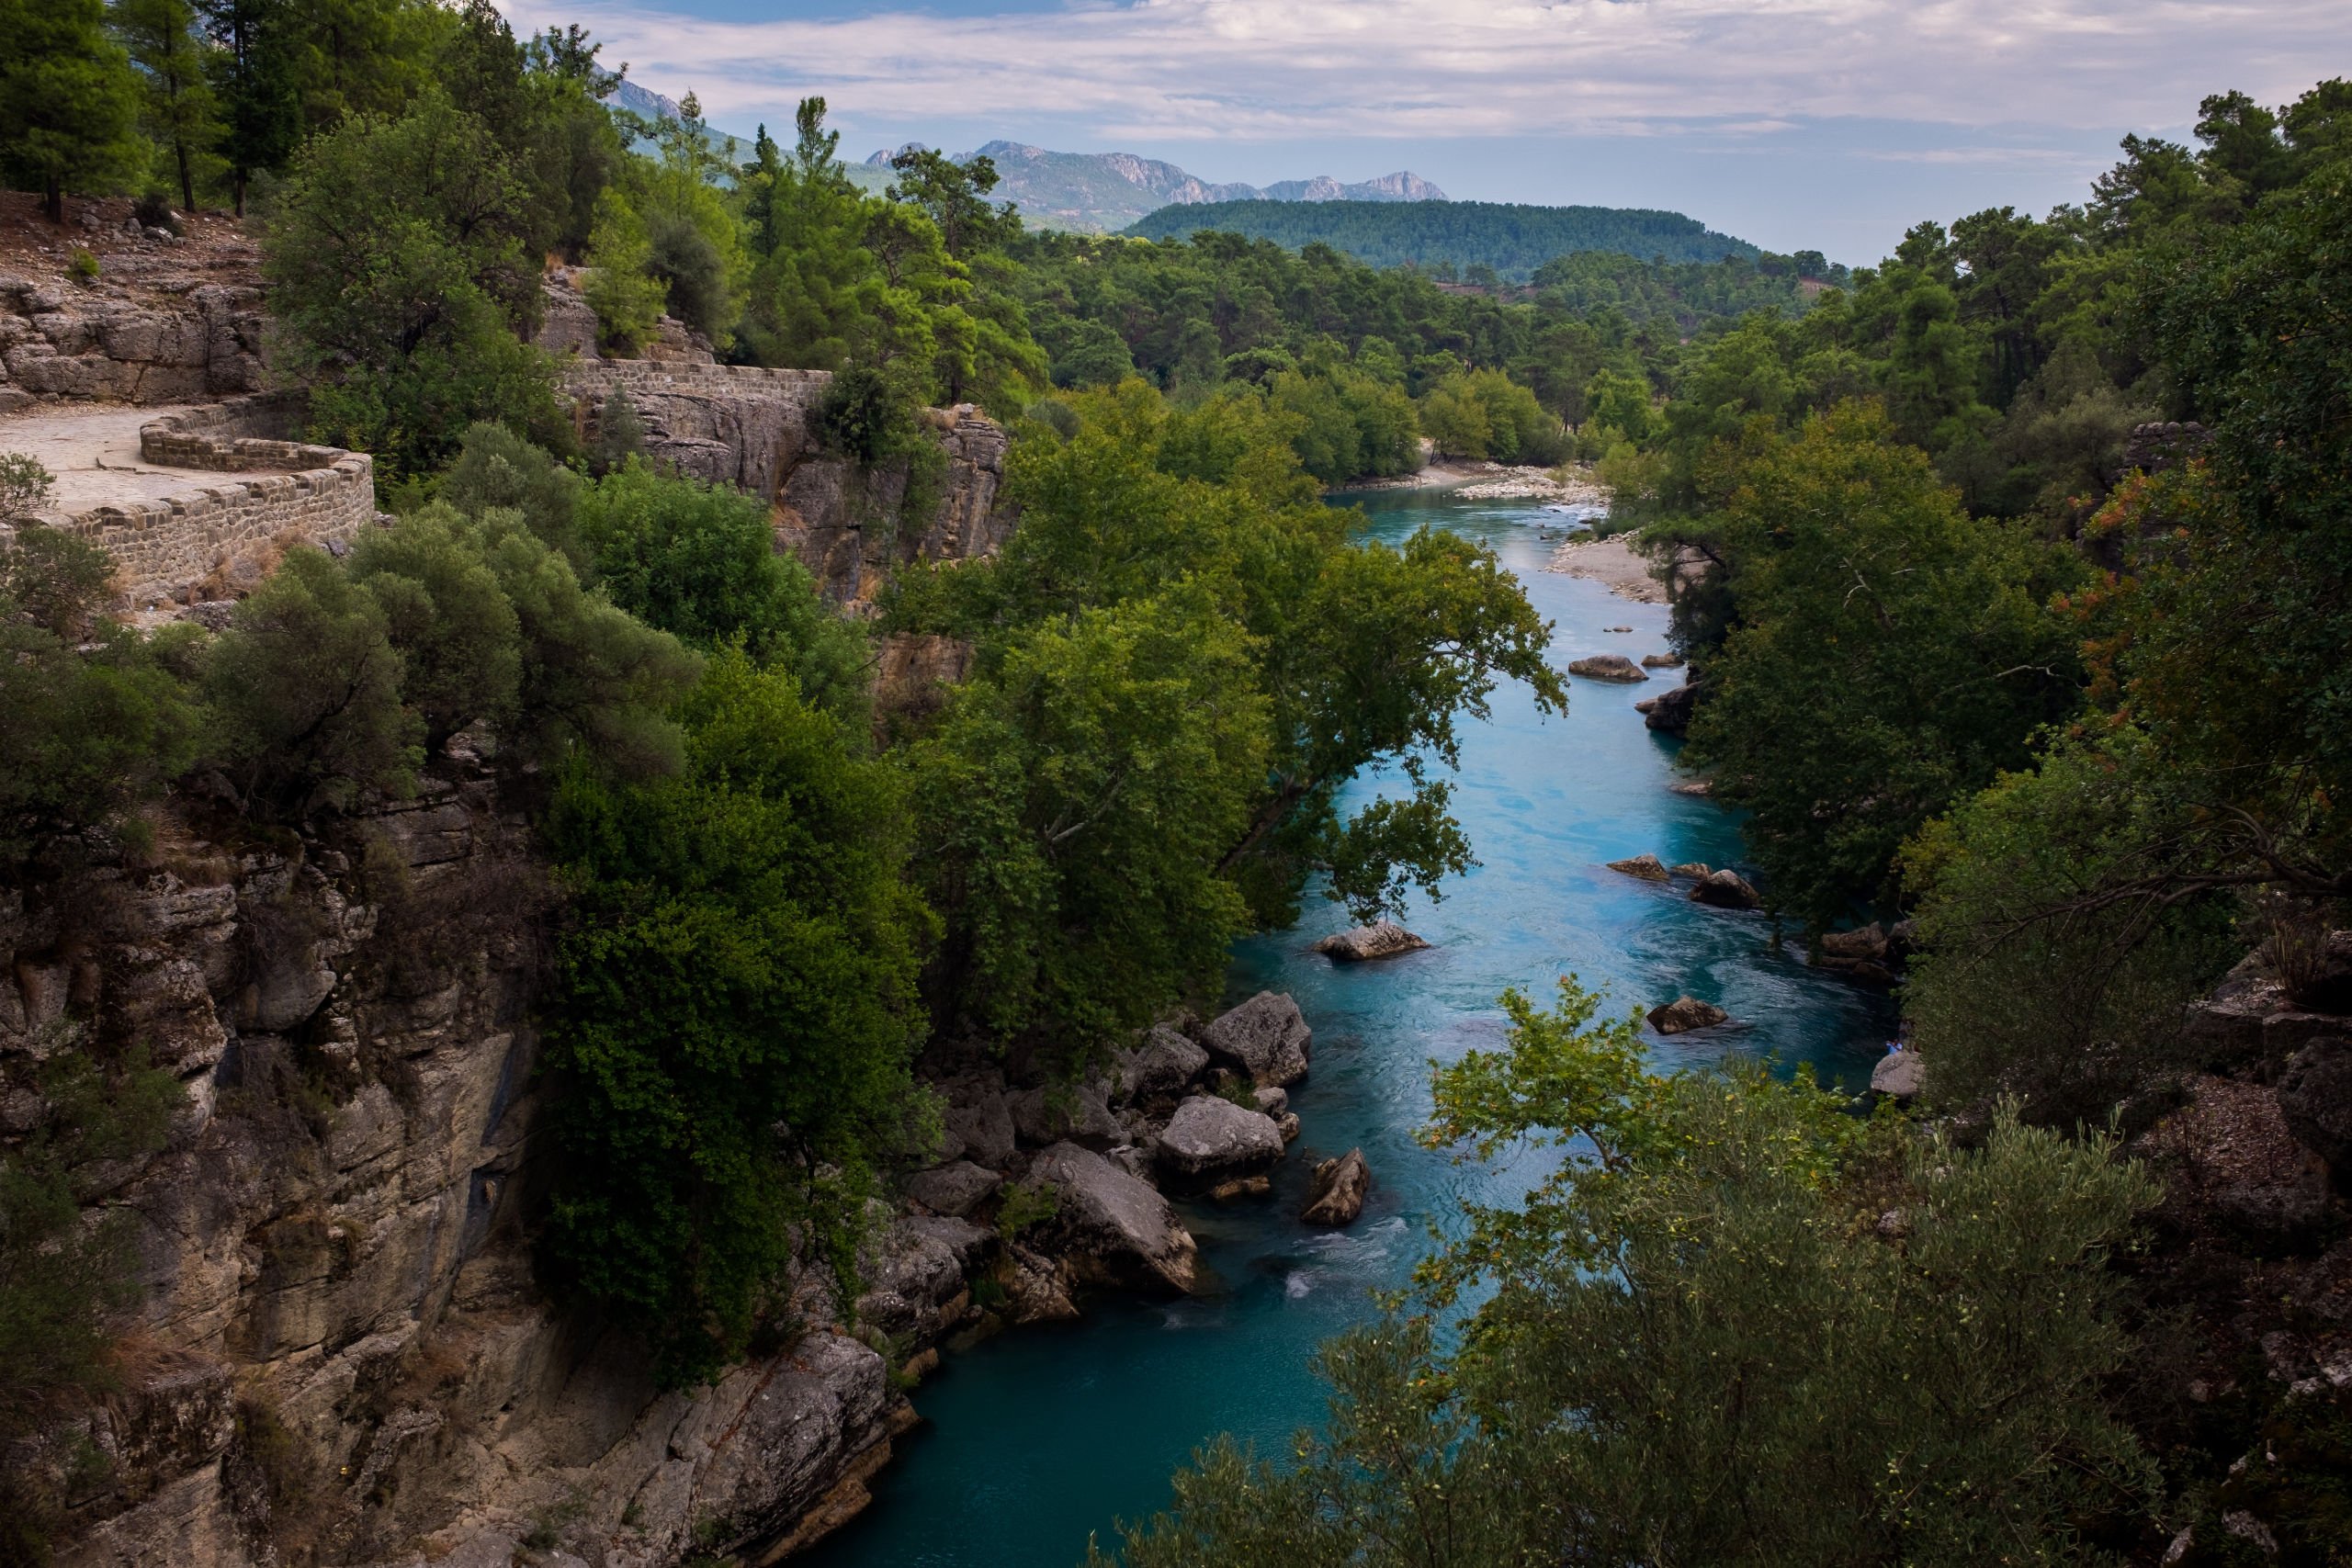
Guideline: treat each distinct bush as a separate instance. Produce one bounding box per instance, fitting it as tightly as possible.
[204,547,421,812]
[815,364,909,465]
[435,422,586,567]
[576,460,869,716]
[0,451,54,517]
[582,189,666,355]
[2,522,112,638]
[131,191,178,233]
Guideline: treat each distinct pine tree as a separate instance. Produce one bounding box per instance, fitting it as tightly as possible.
[0,0,147,222]
[197,0,298,215]
[112,0,221,213]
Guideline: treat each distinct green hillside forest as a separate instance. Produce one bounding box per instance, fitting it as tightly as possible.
[1125,197,1762,276]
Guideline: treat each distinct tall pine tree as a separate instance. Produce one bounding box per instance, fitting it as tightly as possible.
[112,0,221,213]
[0,0,146,221]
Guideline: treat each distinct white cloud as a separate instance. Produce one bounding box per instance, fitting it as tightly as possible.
[494,0,2347,143]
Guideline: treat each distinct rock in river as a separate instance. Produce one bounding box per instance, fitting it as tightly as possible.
[1301,1148,1371,1226]
[1635,681,1698,735]
[1642,651,1685,668]
[1156,1094,1286,1180]
[1871,1049,1925,1100]
[1647,996,1729,1033]
[1026,1142,1197,1294]
[1311,920,1430,962]
[1606,852,1670,883]
[1689,868,1762,909]
[1567,653,1648,682]
[1202,990,1312,1087]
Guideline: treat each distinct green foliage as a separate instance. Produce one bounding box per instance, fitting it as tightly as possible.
[1102,979,2161,1567]
[575,460,870,717]
[899,384,1560,1050]
[111,0,221,213]
[1419,368,1566,463]
[1672,404,2086,928]
[435,420,585,566]
[1125,198,1759,276]
[0,454,54,518]
[3,523,117,639]
[264,93,558,478]
[582,188,667,354]
[1532,248,1815,332]
[993,1179,1057,1241]
[204,545,421,810]
[346,502,522,749]
[0,0,146,220]
[540,648,931,1386]
[0,621,199,860]
[1901,732,2238,1122]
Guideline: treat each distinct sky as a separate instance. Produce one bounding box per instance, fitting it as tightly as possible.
[494,0,2350,261]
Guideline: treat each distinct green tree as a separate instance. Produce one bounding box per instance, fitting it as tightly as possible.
[0,0,147,221]
[1675,404,2085,928]
[197,0,298,214]
[582,187,666,354]
[112,0,221,213]
[539,649,931,1386]
[1099,980,2161,1567]
[264,94,558,476]
[346,502,523,750]
[203,545,420,811]
[575,461,871,717]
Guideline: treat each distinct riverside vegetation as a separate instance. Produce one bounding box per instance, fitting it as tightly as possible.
[1,2,2349,1561]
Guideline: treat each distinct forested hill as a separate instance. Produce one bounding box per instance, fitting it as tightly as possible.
[1125,198,1761,276]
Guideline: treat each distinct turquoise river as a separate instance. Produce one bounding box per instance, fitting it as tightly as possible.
[805,487,1893,1568]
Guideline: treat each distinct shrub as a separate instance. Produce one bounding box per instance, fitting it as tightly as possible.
[130,191,178,233]
[67,249,98,284]
[0,452,54,517]
[2,521,112,637]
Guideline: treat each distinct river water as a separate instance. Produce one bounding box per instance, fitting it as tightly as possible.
[806,489,1892,1568]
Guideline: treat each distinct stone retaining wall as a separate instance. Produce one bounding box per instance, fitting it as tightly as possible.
[18,395,376,612]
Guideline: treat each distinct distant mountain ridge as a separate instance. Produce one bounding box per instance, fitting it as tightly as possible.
[861,141,1444,233]
[1126,198,1762,278]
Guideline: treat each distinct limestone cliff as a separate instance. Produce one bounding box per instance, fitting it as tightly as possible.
[2,773,982,1568]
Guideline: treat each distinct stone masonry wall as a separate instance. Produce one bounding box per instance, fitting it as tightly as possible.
[10,397,377,613]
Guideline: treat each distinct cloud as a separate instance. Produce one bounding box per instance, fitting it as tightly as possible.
[494,0,2346,144]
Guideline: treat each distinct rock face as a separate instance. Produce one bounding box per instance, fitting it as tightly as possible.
[1301,1149,1371,1225]
[1871,1048,1925,1099]
[1010,1081,1123,1150]
[0,254,267,412]
[1156,1095,1286,1180]
[1310,921,1430,962]
[1607,852,1671,883]
[1026,1142,1197,1293]
[1201,991,1312,1088]
[0,778,933,1568]
[1635,681,1700,734]
[1567,652,1648,682]
[1648,997,1729,1033]
[1689,868,1762,909]
[560,358,1015,610]
[2278,1038,2352,1180]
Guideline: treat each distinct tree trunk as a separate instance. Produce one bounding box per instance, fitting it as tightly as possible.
[176,141,196,215]
[45,179,63,225]
[233,172,246,219]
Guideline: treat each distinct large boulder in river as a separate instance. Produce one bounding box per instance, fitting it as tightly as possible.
[1027,1142,1197,1294]
[1606,852,1670,883]
[1110,1023,1210,1106]
[1647,997,1728,1033]
[1311,921,1430,962]
[1202,991,1312,1087]
[1157,1094,1286,1180]
[1689,868,1762,909]
[1635,682,1699,735]
[1302,1148,1372,1226]
[1568,653,1648,682]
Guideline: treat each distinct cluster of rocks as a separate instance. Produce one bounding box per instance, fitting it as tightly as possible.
[1605,853,1762,910]
[1811,919,1916,987]
[902,989,1372,1335]
[1635,679,1700,735]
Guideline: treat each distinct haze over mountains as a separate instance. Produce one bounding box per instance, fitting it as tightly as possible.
[889,142,1444,233]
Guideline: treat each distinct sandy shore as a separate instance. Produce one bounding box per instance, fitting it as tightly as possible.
[1335,460,1606,502]
[1545,533,1666,604]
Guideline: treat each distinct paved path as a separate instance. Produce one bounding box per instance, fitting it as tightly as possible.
[0,402,281,513]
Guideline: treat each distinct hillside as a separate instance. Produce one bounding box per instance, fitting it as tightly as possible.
[1125,198,1760,277]
[860,141,1443,231]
